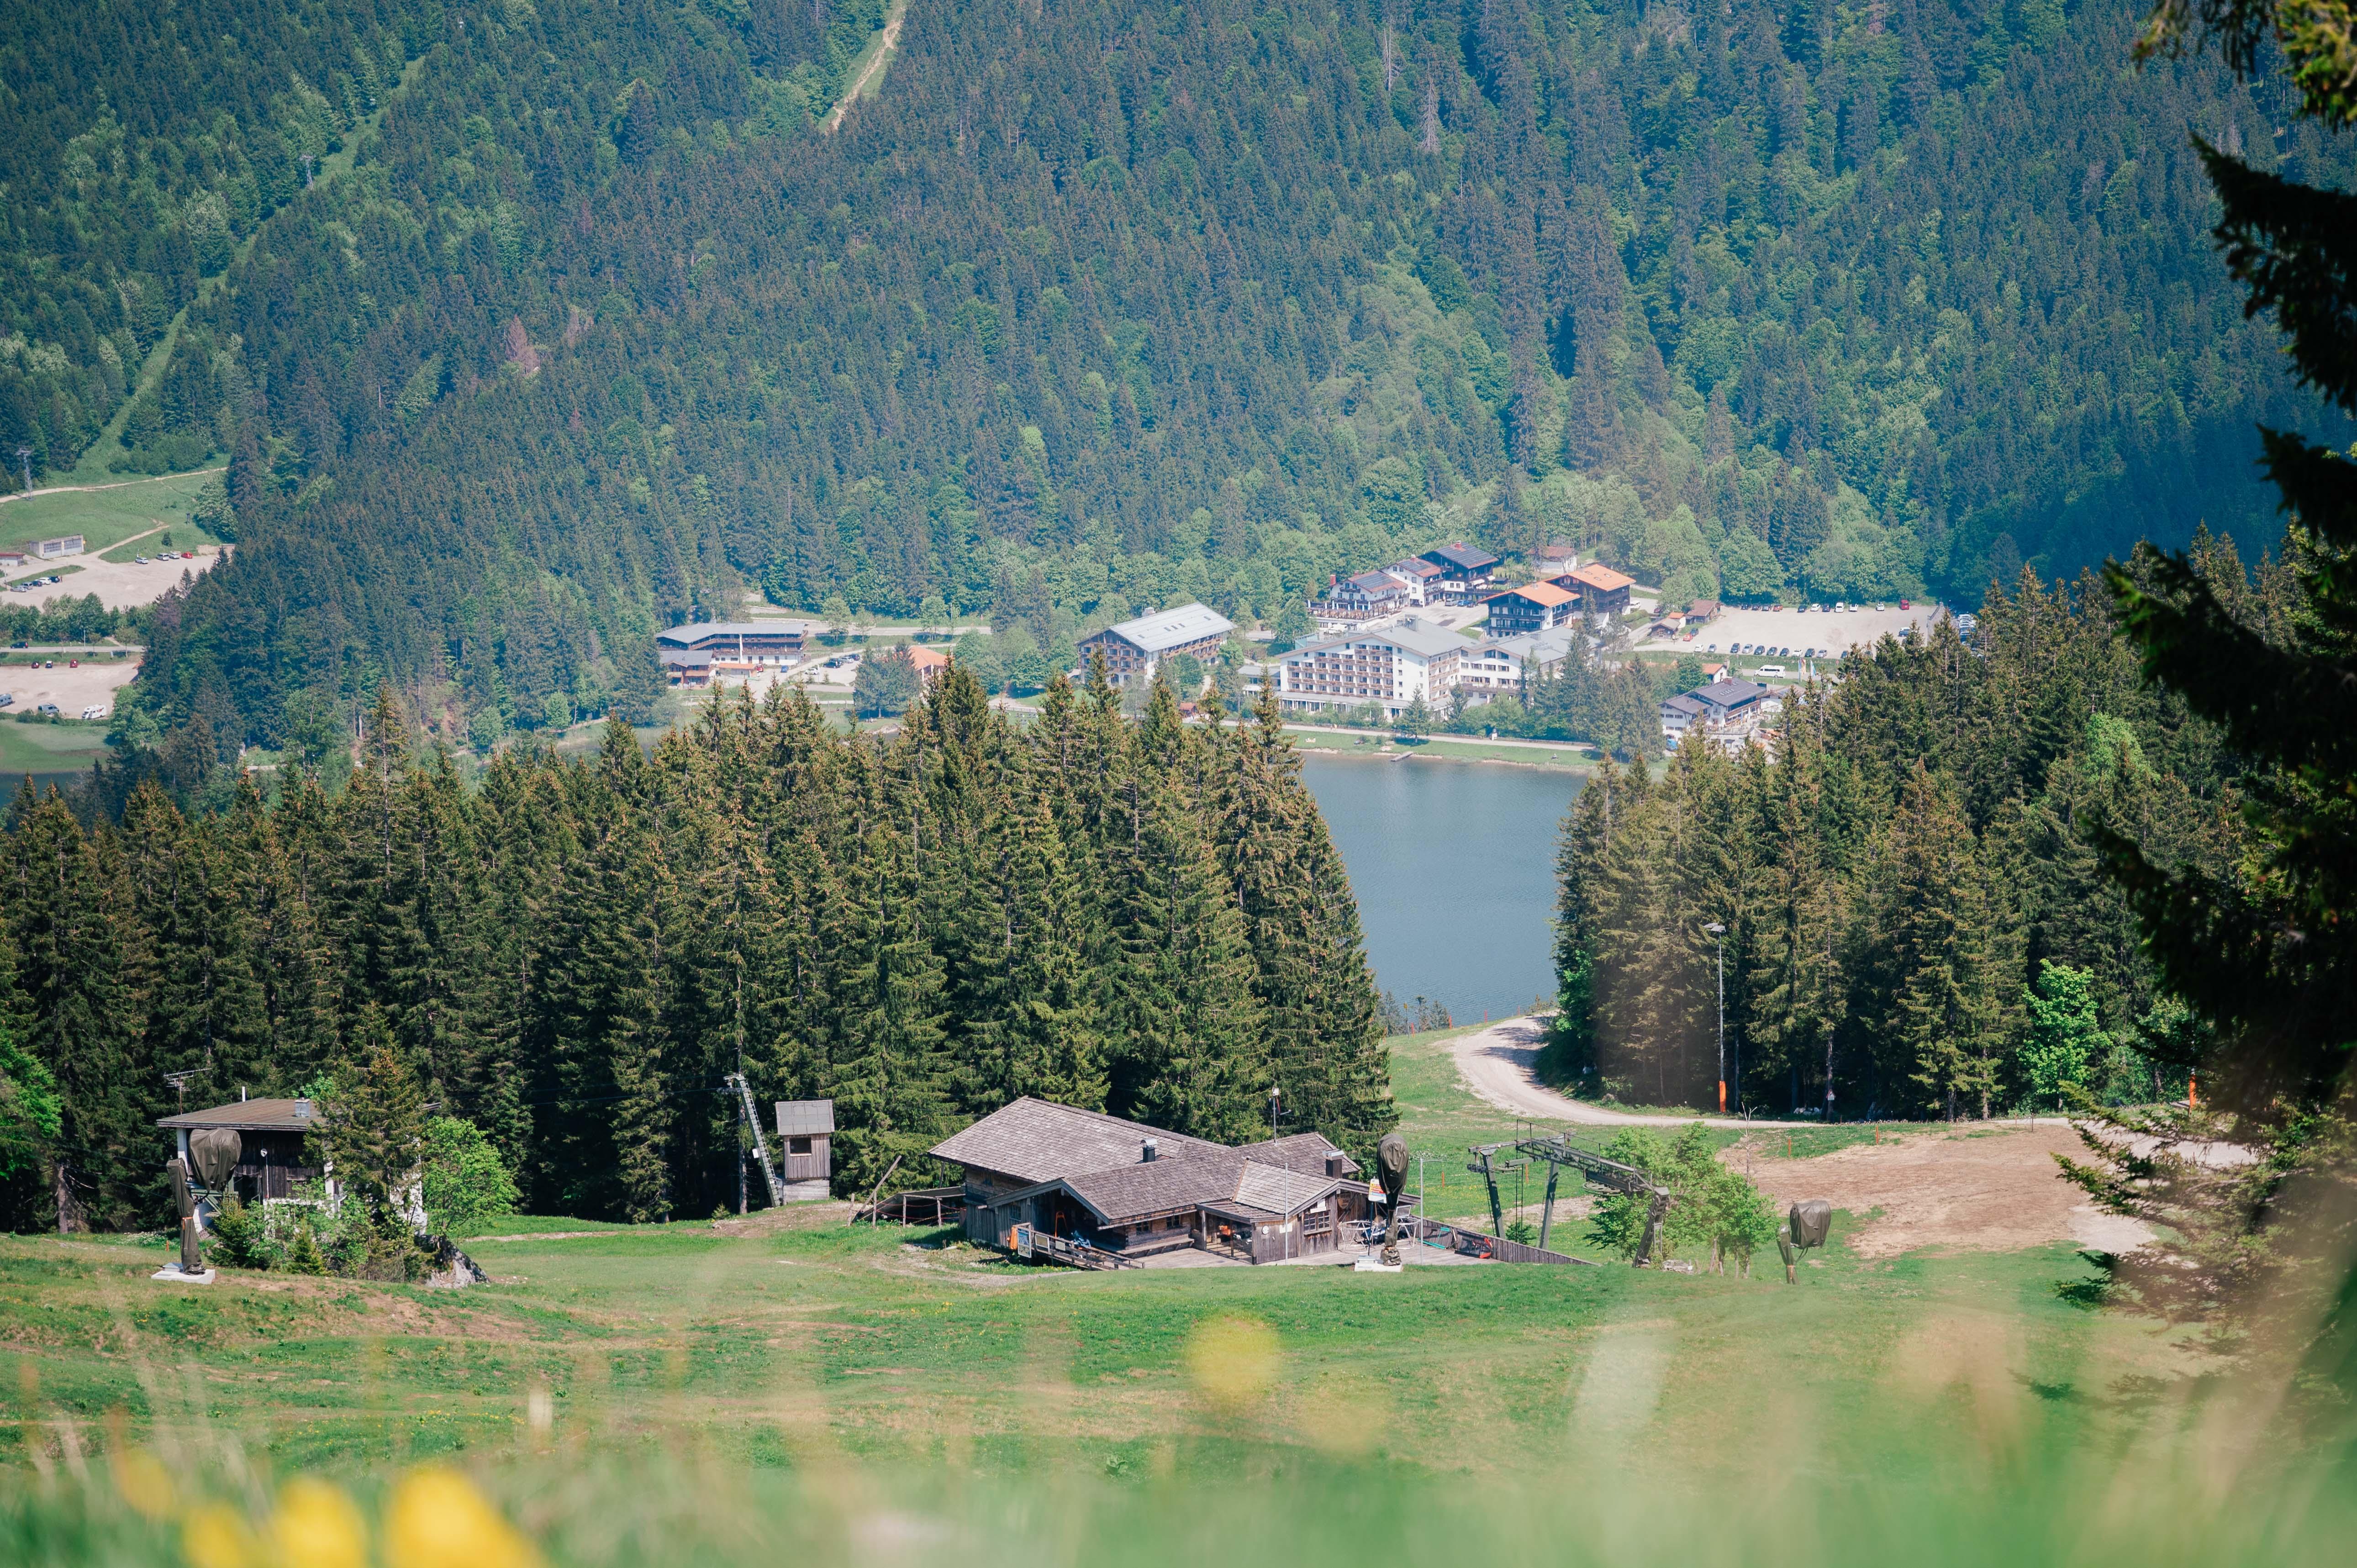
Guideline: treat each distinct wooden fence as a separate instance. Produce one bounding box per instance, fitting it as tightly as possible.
[1401,1215,1597,1266]
[852,1185,966,1226]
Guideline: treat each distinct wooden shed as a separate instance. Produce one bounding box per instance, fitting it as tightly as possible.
[774,1100,834,1199]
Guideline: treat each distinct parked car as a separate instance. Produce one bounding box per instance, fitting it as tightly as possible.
[0,692,12,706]
[34,702,61,716]
[1756,664,1788,676]
[79,705,107,721]
[134,556,148,564]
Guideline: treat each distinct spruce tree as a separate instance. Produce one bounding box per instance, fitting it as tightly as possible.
[1106,681,1269,1142]
[2097,0,2357,1108]
[1218,688,1390,1157]
[322,1005,426,1242]
[5,786,143,1229]
[823,744,951,1195]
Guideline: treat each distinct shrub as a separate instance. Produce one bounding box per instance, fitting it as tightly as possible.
[209,1199,273,1270]
[420,1117,520,1236]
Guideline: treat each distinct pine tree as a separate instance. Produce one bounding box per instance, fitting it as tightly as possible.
[1879,763,2001,1119]
[322,1004,426,1242]
[1218,688,1390,1157]
[4,786,144,1230]
[1106,681,1269,1142]
[823,744,951,1195]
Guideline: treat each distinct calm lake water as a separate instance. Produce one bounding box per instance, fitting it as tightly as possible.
[1298,753,1583,1026]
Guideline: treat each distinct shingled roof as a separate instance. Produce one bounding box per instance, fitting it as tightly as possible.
[1234,1161,1341,1217]
[932,1100,1361,1226]
[929,1097,1227,1184]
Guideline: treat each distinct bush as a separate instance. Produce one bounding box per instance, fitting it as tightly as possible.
[209,1199,273,1270]
[420,1117,520,1236]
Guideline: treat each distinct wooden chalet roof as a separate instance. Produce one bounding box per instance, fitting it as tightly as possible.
[1489,580,1577,607]
[1064,1154,1240,1219]
[929,1097,1227,1184]
[1568,562,1635,592]
[1236,1132,1360,1178]
[1234,1161,1340,1217]
[156,1098,318,1134]
[933,1100,1360,1226]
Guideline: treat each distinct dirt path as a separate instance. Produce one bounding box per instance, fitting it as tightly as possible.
[1448,1017,1814,1128]
[1729,1124,2154,1258]
[0,468,223,506]
[826,0,905,132]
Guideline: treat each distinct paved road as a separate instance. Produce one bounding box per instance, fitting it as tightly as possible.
[1448,1017,1814,1128]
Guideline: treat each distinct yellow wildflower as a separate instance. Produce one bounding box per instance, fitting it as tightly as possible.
[183,1502,255,1568]
[113,1447,176,1521]
[382,1464,542,1568]
[269,1477,369,1568]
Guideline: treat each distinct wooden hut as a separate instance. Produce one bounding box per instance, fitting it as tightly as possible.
[774,1100,834,1200]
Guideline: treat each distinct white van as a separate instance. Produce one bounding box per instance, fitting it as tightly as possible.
[1755,663,1788,677]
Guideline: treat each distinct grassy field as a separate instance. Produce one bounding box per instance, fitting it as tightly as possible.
[1282,730,1598,770]
[0,716,111,777]
[0,471,222,559]
[6,1026,2349,1564]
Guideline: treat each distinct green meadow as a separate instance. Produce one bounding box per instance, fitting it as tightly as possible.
[5,1028,2348,1565]
[0,471,222,561]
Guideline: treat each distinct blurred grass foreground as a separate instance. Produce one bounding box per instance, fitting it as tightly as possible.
[4,1214,2354,1568]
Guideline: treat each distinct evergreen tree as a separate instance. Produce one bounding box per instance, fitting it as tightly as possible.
[321,1005,426,1234]
[1106,682,1269,1142]
[1218,689,1391,1158]
[4,786,144,1230]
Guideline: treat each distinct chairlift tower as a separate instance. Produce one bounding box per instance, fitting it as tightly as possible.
[14,447,30,492]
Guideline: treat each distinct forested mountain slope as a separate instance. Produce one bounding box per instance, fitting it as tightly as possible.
[6,0,2346,762]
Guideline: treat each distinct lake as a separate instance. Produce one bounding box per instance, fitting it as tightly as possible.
[1298,753,1583,1026]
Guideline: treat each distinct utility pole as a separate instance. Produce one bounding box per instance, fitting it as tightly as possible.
[1706,922,1727,1114]
[1268,1084,1281,1140]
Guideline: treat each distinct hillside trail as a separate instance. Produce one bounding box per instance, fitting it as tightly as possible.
[826,0,907,133]
[1448,1016,2154,1257]
[1449,1016,1814,1128]
[0,468,222,507]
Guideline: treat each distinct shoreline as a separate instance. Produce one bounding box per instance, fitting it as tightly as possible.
[1282,726,1599,773]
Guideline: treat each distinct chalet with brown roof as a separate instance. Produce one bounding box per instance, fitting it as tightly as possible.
[930,1098,1379,1264]
[1482,579,1578,637]
[1557,562,1634,617]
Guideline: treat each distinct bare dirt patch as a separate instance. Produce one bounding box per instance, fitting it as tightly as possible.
[1725,1123,2152,1258]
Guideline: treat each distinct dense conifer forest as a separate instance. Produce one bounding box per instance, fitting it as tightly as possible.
[0,666,1391,1231]
[2,0,2348,766]
[1543,542,2267,1117]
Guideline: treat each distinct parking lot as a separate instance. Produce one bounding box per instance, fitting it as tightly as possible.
[1645,600,1951,661]
[0,655,139,719]
[4,544,225,610]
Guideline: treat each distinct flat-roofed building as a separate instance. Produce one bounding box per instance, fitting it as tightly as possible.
[1276,616,1466,719]
[657,621,809,665]
[1455,626,1583,698]
[1076,602,1234,688]
[35,535,84,559]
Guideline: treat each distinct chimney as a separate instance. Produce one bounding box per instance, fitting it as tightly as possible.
[1324,1151,1344,1177]
[1142,1138,1158,1163]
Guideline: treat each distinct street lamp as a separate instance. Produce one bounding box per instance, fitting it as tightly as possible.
[1705,922,1727,1114]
